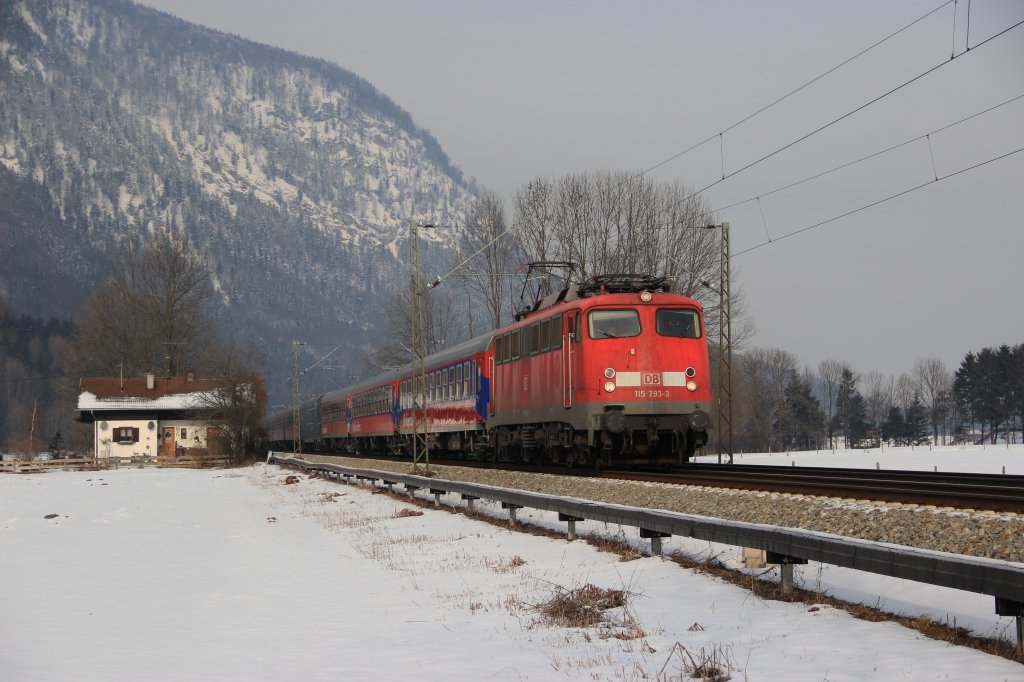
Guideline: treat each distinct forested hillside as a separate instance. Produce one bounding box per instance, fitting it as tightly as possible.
[0,0,474,391]
[0,300,74,449]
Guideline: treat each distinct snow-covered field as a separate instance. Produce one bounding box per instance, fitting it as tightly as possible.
[1,448,1022,681]
[697,442,1024,475]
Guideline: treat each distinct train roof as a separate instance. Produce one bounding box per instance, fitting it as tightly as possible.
[320,331,493,403]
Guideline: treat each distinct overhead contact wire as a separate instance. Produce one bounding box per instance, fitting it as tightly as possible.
[733,146,1024,257]
[711,92,1024,213]
[603,1,955,193]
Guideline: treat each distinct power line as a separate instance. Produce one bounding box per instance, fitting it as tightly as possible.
[732,145,1024,257]
[689,16,1024,202]
[710,92,1024,213]
[629,1,956,182]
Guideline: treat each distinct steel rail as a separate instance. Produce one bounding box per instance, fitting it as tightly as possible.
[603,465,1024,513]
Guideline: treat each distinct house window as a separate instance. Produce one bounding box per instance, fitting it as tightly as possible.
[116,427,139,444]
[180,428,187,440]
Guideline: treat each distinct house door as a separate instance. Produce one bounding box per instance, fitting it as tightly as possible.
[160,427,176,457]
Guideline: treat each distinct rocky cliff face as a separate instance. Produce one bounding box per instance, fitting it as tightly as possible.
[0,0,476,388]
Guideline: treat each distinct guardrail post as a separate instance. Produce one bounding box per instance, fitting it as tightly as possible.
[404,484,420,499]
[995,597,1024,656]
[559,513,585,541]
[430,489,446,507]
[383,479,396,493]
[640,528,671,556]
[501,502,522,525]
[767,552,808,595]
[462,494,479,510]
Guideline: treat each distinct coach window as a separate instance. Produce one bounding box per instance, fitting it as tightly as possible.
[510,330,521,360]
[656,308,701,339]
[589,309,641,339]
[455,364,463,399]
[462,361,470,396]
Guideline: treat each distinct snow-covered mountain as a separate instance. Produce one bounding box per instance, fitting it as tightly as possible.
[0,0,476,384]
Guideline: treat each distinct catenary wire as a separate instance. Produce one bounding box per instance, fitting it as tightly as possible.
[686,17,1024,204]
[629,1,955,182]
[709,92,1024,213]
[732,146,1024,257]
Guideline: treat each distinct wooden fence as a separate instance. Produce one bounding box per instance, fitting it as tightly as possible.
[0,458,100,473]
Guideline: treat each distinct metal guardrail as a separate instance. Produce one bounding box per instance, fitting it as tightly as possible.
[271,454,1024,647]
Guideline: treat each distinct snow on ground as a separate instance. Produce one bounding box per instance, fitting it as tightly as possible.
[1,454,1021,681]
[699,442,1024,475]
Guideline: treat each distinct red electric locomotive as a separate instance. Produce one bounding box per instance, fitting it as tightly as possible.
[488,274,711,466]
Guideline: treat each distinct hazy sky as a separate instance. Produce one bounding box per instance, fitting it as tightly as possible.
[136,0,1023,378]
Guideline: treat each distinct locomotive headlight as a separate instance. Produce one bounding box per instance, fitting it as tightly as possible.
[604,381,616,393]
[639,290,653,302]
[604,368,616,379]
[685,367,696,377]
[686,380,698,392]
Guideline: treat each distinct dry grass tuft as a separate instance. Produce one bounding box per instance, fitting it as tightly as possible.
[394,508,424,518]
[536,583,627,628]
[283,474,301,485]
[584,535,644,561]
[489,555,527,573]
[659,642,735,681]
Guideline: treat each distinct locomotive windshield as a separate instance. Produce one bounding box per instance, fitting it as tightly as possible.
[656,308,701,339]
[589,309,640,339]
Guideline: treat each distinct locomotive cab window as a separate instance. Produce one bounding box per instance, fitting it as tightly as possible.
[589,309,641,339]
[657,308,701,339]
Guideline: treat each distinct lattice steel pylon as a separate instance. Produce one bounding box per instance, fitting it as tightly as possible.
[717,222,734,464]
[409,221,430,473]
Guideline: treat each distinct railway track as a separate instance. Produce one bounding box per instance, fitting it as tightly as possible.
[602,464,1024,514]
[299,452,1024,514]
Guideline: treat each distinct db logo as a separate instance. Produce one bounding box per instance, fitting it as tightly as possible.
[643,373,662,385]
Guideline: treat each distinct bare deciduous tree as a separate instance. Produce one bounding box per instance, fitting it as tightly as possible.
[459,190,521,329]
[363,280,460,374]
[194,378,266,463]
[816,359,845,449]
[71,231,214,376]
[912,357,953,445]
[861,370,892,434]
[510,170,753,347]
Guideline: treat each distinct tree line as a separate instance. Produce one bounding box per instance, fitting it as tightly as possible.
[726,344,1024,454]
[1,232,266,462]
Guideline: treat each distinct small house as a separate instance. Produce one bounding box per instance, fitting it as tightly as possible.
[76,373,226,464]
